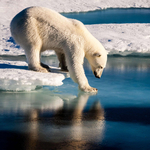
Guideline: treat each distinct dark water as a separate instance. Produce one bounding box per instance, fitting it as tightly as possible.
[62,8,150,24]
[0,56,150,150]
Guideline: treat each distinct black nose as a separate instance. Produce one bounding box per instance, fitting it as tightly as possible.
[94,71,100,79]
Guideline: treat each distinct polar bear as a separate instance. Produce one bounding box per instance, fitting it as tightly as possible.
[10,7,107,92]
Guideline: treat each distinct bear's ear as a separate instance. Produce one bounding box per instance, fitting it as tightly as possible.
[93,53,101,57]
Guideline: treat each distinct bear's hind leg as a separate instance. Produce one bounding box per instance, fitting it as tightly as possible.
[25,45,48,73]
[41,62,51,72]
[56,52,68,71]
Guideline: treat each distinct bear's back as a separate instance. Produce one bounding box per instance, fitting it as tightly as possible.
[10,6,90,51]
[11,7,70,29]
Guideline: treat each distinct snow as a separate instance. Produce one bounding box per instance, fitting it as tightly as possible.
[0,0,150,91]
[0,26,55,56]
[1,0,150,56]
[0,60,65,91]
[87,24,150,56]
[1,0,150,14]
[1,23,150,56]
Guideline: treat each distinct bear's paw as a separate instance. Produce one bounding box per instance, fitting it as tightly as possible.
[80,86,98,93]
[29,66,49,73]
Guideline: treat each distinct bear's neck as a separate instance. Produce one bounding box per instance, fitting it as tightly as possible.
[83,31,100,55]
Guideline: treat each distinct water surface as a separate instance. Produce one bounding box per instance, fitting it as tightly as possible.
[62,8,150,24]
[0,56,150,150]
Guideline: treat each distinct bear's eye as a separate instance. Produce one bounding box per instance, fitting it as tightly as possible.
[93,53,101,57]
[99,66,103,69]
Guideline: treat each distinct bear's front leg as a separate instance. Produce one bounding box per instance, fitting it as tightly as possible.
[77,70,98,93]
[66,56,98,93]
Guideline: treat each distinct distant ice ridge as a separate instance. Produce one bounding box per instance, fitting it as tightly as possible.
[0,60,65,91]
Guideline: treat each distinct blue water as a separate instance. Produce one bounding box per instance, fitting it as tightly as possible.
[62,8,150,24]
[0,56,150,150]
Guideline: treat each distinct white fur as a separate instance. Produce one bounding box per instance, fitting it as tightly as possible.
[10,6,107,92]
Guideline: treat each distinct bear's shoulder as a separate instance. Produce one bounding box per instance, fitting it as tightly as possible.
[70,19,84,29]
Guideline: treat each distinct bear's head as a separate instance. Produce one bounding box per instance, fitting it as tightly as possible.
[86,46,107,79]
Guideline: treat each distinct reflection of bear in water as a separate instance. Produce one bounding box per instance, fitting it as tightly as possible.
[10,7,107,92]
[26,93,104,150]
[55,93,104,123]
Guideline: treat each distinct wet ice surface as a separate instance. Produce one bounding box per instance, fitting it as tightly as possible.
[0,56,150,150]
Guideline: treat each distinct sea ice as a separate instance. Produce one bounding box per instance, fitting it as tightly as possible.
[0,0,150,91]
[0,0,150,56]
[1,0,150,14]
[1,23,150,56]
[1,0,150,56]
[0,92,64,113]
[0,60,65,91]
[86,24,150,56]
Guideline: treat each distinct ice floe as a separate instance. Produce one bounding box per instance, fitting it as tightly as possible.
[86,23,150,56]
[0,60,65,91]
[1,0,150,56]
[0,91,64,113]
[1,0,150,91]
[1,23,150,56]
[1,0,150,14]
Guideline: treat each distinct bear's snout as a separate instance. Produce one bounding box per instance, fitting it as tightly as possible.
[94,68,103,79]
[94,71,101,78]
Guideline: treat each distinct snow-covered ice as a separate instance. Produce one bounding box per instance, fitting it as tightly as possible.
[87,24,150,56]
[1,0,150,14]
[0,60,65,91]
[1,23,150,56]
[1,0,150,91]
[1,0,150,56]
